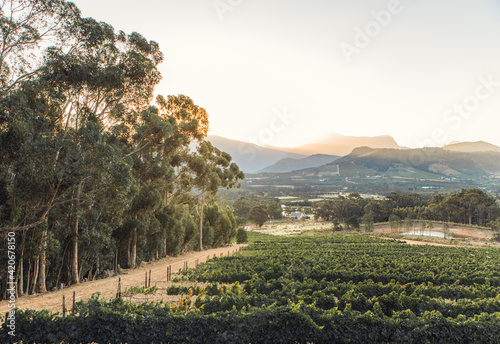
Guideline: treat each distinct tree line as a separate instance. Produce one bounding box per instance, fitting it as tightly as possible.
[0,0,243,299]
[232,196,283,227]
[313,189,500,230]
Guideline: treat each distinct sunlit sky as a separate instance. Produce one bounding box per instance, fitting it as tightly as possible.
[70,0,500,148]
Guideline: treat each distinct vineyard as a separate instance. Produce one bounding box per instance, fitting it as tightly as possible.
[2,232,500,343]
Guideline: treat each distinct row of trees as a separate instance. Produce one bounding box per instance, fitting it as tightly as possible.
[0,0,243,299]
[313,189,500,230]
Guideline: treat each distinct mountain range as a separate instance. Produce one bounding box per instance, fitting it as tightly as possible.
[334,146,500,178]
[206,135,306,173]
[274,132,402,156]
[208,133,404,173]
[207,134,500,176]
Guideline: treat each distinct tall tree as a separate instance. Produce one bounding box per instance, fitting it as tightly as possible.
[186,141,244,250]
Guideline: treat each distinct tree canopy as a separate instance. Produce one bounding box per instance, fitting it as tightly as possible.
[0,0,243,298]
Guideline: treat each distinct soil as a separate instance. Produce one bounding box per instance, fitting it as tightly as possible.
[0,245,245,315]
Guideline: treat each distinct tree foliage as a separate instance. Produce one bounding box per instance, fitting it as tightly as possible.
[0,0,242,297]
[313,190,499,230]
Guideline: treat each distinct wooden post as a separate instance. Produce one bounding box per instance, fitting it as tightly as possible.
[5,312,9,323]
[116,277,121,298]
[72,291,76,312]
[62,295,66,317]
[148,270,151,288]
[145,272,148,288]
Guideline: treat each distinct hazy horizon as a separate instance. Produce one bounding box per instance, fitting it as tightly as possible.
[71,0,500,149]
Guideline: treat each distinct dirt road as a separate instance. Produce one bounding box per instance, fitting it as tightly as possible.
[0,245,245,315]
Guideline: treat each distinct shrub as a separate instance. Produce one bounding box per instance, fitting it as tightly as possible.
[236,228,248,244]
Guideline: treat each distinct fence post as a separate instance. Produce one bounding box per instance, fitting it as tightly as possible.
[145,272,148,288]
[72,291,76,312]
[116,277,121,298]
[148,270,151,288]
[62,295,66,317]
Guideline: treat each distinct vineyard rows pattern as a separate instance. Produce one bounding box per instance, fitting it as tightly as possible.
[2,233,500,343]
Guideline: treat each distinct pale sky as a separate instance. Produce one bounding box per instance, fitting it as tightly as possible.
[70,0,500,148]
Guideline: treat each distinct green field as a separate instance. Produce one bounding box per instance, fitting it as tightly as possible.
[4,233,500,343]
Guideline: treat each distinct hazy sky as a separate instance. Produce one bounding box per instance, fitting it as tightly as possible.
[70,0,500,148]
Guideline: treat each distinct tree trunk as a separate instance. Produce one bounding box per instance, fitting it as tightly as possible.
[130,228,137,268]
[17,257,23,297]
[127,237,132,267]
[17,230,26,296]
[37,228,48,293]
[154,233,159,260]
[25,258,31,295]
[198,193,205,251]
[115,246,119,271]
[199,209,204,251]
[163,236,167,257]
[71,181,83,285]
[31,258,39,294]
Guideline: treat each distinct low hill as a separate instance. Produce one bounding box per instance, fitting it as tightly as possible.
[207,135,306,173]
[259,154,340,173]
[443,141,500,153]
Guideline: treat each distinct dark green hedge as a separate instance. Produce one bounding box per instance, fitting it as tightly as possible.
[2,300,500,344]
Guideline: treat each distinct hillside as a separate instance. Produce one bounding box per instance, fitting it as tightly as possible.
[443,141,500,153]
[207,135,306,173]
[334,147,500,177]
[259,154,339,173]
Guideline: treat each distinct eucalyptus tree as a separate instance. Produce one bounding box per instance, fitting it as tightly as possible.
[0,0,245,296]
[0,0,80,93]
[186,141,244,250]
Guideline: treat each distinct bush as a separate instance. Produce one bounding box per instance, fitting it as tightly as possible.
[236,228,248,244]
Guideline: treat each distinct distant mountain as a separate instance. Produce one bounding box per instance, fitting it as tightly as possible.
[280,133,402,156]
[259,154,340,173]
[443,141,500,153]
[207,135,306,173]
[334,146,500,177]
